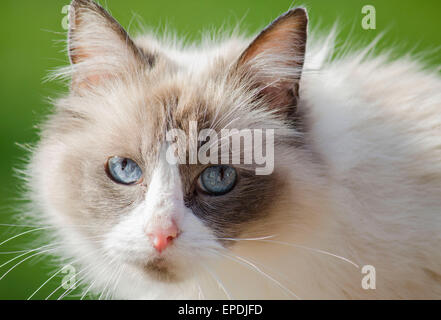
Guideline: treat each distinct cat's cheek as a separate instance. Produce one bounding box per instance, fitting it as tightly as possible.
[102,204,156,265]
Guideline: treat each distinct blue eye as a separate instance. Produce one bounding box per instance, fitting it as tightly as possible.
[198,165,237,196]
[106,156,143,185]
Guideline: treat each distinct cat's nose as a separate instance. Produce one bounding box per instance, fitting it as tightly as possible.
[148,222,179,253]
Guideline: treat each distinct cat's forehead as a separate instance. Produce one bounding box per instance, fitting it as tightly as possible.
[85,72,259,144]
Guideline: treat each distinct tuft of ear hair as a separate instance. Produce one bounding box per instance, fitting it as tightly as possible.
[68,0,154,91]
[234,8,308,118]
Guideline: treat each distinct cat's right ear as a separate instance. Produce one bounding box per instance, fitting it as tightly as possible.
[232,8,308,118]
[67,0,154,91]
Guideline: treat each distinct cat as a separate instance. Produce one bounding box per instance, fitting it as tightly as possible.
[24,0,441,299]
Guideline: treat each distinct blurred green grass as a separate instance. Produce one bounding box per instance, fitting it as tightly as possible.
[0,0,440,299]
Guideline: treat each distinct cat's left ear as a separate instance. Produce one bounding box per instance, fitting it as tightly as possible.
[67,0,154,91]
[234,8,308,117]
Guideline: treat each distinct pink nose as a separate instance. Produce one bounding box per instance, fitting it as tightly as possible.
[148,222,179,253]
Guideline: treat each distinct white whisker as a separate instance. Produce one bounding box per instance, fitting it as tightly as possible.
[0,243,59,269]
[257,239,360,269]
[218,251,300,300]
[201,263,232,300]
[0,248,58,282]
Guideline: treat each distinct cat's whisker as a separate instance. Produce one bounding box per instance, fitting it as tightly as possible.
[28,267,65,300]
[47,269,86,300]
[196,282,205,300]
[0,224,103,251]
[99,262,119,300]
[0,240,53,256]
[0,234,107,264]
[213,236,359,269]
[0,249,47,255]
[255,239,360,269]
[201,263,232,300]
[56,254,110,300]
[57,268,93,300]
[51,258,101,300]
[0,223,101,229]
[0,227,54,248]
[0,235,111,299]
[89,254,119,301]
[214,234,277,241]
[81,275,100,300]
[106,265,126,300]
[0,247,58,282]
[0,223,45,228]
[106,264,125,300]
[0,243,58,269]
[52,240,111,300]
[27,236,107,300]
[218,251,301,300]
[28,250,98,300]
[231,252,299,292]
[98,257,120,300]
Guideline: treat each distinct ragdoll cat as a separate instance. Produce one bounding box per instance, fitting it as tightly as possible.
[25,0,441,299]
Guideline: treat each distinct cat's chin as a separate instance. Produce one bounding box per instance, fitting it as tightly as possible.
[138,257,184,283]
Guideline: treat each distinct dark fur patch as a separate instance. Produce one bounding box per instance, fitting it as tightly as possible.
[182,166,281,240]
[143,258,178,282]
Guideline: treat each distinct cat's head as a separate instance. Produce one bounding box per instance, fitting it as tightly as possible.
[29,0,324,295]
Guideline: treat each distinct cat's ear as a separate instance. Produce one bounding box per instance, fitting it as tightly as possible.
[67,0,153,91]
[234,8,308,117]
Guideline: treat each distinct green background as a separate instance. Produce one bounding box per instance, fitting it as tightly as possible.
[0,0,440,299]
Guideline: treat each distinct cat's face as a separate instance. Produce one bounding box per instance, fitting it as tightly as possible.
[47,71,288,282]
[30,0,314,289]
